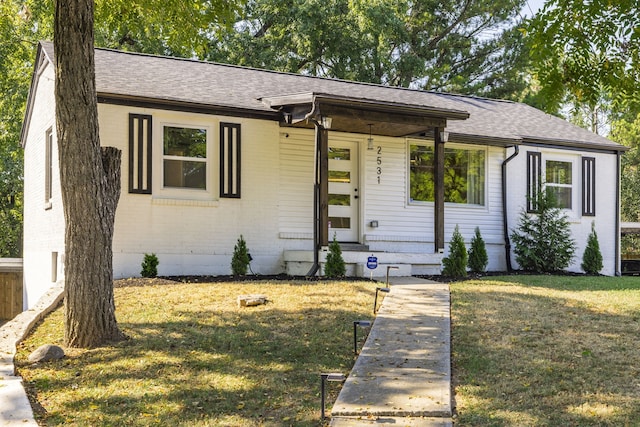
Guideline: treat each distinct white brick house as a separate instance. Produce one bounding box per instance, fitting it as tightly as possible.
[20,41,627,309]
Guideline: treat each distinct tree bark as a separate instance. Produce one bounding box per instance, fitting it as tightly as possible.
[54,0,125,347]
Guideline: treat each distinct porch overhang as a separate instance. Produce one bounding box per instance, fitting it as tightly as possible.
[261,92,469,137]
[261,92,470,276]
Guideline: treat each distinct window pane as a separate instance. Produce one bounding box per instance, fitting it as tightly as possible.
[328,148,350,160]
[444,148,485,205]
[329,171,351,183]
[409,144,485,205]
[329,194,351,206]
[547,186,572,209]
[546,160,572,184]
[164,127,206,158]
[409,144,435,202]
[329,217,350,229]
[164,160,206,189]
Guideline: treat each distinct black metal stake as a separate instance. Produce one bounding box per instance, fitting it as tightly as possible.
[353,320,372,355]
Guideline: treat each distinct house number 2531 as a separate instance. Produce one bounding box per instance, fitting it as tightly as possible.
[376,146,382,184]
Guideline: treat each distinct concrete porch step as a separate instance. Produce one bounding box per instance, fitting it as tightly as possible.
[283,250,443,277]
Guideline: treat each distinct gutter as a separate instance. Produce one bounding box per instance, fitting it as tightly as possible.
[616,151,622,276]
[501,145,520,272]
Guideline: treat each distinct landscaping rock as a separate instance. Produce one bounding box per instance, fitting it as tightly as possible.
[237,294,268,307]
[28,344,65,363]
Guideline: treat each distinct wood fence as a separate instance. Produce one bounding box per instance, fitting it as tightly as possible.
[0,259,23,320]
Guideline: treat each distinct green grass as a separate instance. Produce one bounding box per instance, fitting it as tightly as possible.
[15,279,378,426]
[451,275,640,426]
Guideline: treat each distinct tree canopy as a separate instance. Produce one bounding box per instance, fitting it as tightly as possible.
[208,0,530,99]
[528,0,640,115]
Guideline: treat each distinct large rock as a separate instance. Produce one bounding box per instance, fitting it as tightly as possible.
[237,294,268,307]
[28,344,65,363]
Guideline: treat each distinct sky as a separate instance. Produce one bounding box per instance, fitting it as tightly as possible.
[521,0,547,18]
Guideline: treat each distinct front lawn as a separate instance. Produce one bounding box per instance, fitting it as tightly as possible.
[452,275,640,426]
[15,279,378,426]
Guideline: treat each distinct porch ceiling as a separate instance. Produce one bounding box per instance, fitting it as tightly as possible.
[261,92,470,137]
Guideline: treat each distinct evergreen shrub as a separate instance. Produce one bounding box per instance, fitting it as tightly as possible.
[141,253,159,278]
[442,225,468,278]
[324,234,346,278]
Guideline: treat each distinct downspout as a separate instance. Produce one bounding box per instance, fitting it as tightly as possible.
[502,145,520,272]
[616,151,621,276]
[305,99,322,276]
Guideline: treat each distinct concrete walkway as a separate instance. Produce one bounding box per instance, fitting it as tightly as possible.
[0,278,451,426]
[330,277,452,426]
[0,283,64,426]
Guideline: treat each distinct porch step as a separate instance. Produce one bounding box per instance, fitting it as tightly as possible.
[339,243,369,252]
[283,250,443,277]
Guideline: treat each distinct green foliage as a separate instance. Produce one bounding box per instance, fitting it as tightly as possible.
[141,253,159,278]
[208,0,529,99]
[231,235,251,276]
[468,227,488,274]
[527,0,640,114]
[442,225,468,278]
[511,189,576,273]
[581,222,603,275]
[611,113,640,225]
[324,235,346,278]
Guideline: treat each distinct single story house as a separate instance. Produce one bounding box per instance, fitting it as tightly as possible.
[21,41,626,309]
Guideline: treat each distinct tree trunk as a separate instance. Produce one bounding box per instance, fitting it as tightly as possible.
[54,0,125,347]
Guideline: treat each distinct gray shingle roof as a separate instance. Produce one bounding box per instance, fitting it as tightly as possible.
[38,41,624,152]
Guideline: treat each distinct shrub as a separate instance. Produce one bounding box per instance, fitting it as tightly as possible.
[582,222,603,274]
[141,253,159,278]
[324,234,346,278]
[511,189,576,273]
[468,227,488,273]
[231,235,251,276]
[442,225,468,278]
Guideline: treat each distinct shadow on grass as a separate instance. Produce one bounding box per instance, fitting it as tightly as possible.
[17,281,379,426]
[452,279,640,426]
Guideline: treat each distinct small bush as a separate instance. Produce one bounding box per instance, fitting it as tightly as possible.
[582,222,603,274]
[442,225,468,278]
[324,234,346,278]
[512,188,576,273]
[468,227,488,273]
[141,253,159,278]
[231,235,251,276]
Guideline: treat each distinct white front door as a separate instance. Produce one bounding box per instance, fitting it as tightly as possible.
[328,139,359,242]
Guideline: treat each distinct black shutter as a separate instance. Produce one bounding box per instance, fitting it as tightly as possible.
[527,151,542,212]
[582,157,596,216]
[128,114,153,194]
[220,123,241,198]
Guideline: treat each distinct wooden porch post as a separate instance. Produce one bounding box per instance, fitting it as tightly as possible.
[319,127,329,247]
[434,128,445,253]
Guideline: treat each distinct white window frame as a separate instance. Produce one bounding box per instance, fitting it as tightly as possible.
[153,119,215,201]
[542,152,579,218]
[407,140,488,207]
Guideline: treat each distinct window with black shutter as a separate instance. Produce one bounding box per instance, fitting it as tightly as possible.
[220,123,241,198]
[129,114,153,194]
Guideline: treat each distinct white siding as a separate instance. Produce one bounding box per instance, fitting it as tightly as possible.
[22,63,65,309]
[506,146,619,275]
[99,105,284,277]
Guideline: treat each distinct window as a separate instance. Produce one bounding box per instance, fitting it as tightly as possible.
[526,151,541,212]
[129,114,152,194]
[582,157,596,216]
[163,126,207,189]
[409,143,485,205]
[546,160,572,209]
[45,128,53,209]
[220,123,241,198]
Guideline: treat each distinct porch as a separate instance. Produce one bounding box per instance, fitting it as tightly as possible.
[284,246,444,277]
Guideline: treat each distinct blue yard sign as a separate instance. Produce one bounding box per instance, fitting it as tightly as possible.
[367,256,378,270]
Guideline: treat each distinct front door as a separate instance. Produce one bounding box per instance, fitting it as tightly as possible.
[328,139,359,242]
